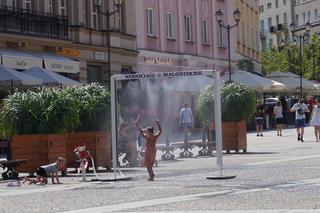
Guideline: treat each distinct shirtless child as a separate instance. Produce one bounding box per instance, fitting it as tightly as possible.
[135,119,162,181]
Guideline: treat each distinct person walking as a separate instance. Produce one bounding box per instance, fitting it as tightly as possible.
[290,99,310,142]
[255,100,265,137]
[179,104,194,143]
[310,99,320,142]
[274,101,284,136]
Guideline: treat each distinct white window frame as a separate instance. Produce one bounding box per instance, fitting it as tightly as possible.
[48,0,53,13]
[184,15,192,41]
[218,22,225,47]
[166,12,174,39]
[146,8,155,36]
[92,7,98,29]
[201,19,209,44]
[60,0,66,15]
[25,0,31,10]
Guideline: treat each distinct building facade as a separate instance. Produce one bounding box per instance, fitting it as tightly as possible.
[259,0,293,50]
[293,0,320,35]
[232,0,261,73]
[0,0,137,86]
[134,0,260,75]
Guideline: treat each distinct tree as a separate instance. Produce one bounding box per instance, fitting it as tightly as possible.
[261,33,320,80]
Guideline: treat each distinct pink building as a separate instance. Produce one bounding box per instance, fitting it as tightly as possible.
[134,0,233,73]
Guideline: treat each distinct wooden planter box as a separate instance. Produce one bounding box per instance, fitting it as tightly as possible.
[11,131,111,173]
[11,135,44,173]
[210,120,247,153]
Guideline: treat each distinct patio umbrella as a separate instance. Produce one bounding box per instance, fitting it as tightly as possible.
[267,71,320,92]
[23,67,82,87]
[0,65,42,88]
[221,70,286,92]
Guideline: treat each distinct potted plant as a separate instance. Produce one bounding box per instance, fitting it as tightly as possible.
[0,83,112,172]
[197,82,256,153]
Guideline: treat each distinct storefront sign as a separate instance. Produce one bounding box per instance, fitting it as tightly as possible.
[44,59,80,74]
[94,52,106,61]
[56,48,80,57]
[115,70,206,80]
[143,56,173,66]
[1,55,42,70]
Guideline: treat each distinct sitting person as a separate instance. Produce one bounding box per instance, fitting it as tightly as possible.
[23,157,66,185]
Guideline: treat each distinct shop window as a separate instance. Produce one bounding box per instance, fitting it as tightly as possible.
[87,65,102,83]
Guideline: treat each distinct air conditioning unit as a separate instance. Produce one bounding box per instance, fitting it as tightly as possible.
[270,26,277,33]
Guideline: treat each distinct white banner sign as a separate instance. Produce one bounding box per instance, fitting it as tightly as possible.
[44,59,80,74]
[1,55,42,70]
[113,70,215,80]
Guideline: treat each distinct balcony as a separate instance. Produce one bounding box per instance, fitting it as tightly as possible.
[0,5,68,39]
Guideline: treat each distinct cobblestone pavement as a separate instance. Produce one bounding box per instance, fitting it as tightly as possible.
[2,126,320,213]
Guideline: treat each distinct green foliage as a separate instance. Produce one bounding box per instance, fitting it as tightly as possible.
[0,83,110,137]
[262,33,320,80]
[197,82,256,122]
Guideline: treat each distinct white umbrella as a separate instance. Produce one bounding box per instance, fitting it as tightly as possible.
[0,65,42,88]
[23,67,82,87]
[221,70,286,92]
[267,71,320,91]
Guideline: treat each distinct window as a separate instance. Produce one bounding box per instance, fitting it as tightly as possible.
[267,3,271,9]
[276,15,279,25]
[166,12,173,39]
[283,0,286,5]
[268,17,272,28]
[315,9,318,21]
[303,12,306,24]
[275,0,278,8]
[260,20,265,30]
[146,8,155,36]
[49,0,53,13]
[60,0,66,15]
[295,14,299,25]
[92,7,98,29]
[284,12,287,24]
[218,24,224,46]
[184,15,192,41]
[259,5,264,13]
[307,11,311,22]
[25,0,31,10]
[201,19,209,44]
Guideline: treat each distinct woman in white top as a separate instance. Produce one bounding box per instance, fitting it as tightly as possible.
[274,101,283,136]
[310,99,320,142]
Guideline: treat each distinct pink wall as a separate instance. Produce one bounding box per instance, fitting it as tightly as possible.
[135,0,231,71]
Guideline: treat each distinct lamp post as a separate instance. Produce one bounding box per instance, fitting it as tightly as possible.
[215,8,241,82]
[289,21,311,98]
[93,0,124,88]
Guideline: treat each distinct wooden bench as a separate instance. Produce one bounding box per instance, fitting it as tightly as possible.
[0,159,27,180]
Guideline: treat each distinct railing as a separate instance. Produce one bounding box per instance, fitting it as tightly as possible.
[0,5,68,39]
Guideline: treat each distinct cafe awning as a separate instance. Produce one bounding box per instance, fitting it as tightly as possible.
[31,53,80,74]
[0,50,43,70]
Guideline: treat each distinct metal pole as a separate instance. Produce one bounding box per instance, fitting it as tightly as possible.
[313,44,315,80]
[214,71,223,175]
[227,25,231,82]
[107,10,111,88]
[111,76,117,179]
[300,35,303,99]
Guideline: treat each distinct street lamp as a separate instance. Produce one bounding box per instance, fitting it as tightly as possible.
[93,0,124,87]
[215,8,241,82]
[289,22,311,98]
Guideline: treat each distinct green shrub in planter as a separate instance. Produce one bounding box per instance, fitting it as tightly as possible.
[0,83,110,137]
[197,82,256,122]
